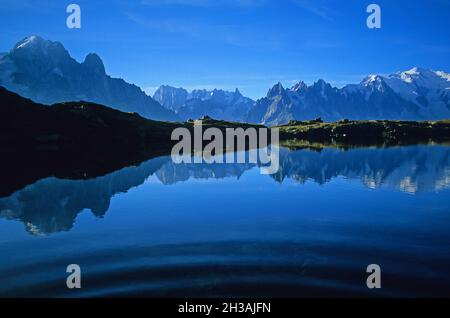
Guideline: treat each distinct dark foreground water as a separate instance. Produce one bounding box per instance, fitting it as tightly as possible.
[0,145,450,297]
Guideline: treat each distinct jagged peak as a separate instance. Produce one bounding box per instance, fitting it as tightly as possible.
[191,88,208,94]
[157,85,187,92]
[397,67,437,81]
[291,81,307,92]
[388,67,450,86]
[313,79,329,87]
[267,82,285,98]
[272,82,284,90]
[83,53,106,74]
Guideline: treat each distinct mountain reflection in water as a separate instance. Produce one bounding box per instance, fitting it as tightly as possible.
[1,145,449,235]
[1,144,450,298]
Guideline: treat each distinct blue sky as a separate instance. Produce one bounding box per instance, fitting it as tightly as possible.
[1,0,449,99]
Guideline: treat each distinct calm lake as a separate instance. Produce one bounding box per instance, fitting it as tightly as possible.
[1,144,450,297]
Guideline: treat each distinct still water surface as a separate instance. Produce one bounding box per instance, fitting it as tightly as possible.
[1,145,449,297]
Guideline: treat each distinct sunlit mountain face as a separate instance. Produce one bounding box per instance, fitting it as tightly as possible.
[0,36,178,121]
[248,68,450,125]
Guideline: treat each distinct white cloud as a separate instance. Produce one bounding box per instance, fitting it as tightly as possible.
[292,0,336,20]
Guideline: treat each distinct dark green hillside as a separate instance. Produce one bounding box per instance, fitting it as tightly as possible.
[0,86,181,151]
[276,118,450,145]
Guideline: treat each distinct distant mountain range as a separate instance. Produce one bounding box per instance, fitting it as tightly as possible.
[153,85,254,122]
[248,67,450,125]
[154,67,450,125]
[0,36,178,121]
[1,36,449,125]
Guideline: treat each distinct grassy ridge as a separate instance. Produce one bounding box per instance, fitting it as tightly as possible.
[275,118,450,145]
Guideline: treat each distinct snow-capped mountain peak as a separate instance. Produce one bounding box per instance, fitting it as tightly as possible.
[362,74,384,86]
[247,67,450,125]
[12,35,65,54]
[13,35,42,50]
[0,35,178,121]
[9,35,70,63]
[361,75,389,95]
[436,70,450,82]
[380,67,450,114]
